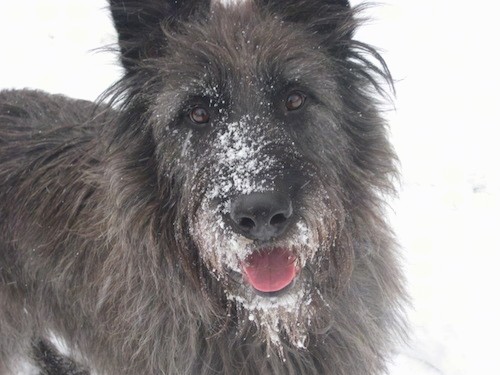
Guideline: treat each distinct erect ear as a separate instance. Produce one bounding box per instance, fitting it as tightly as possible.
[109,0,210,72]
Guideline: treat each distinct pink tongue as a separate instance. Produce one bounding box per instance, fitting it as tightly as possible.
[242,248,297,293]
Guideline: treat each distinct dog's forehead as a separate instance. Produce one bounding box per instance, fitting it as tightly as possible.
[162,4,329,100]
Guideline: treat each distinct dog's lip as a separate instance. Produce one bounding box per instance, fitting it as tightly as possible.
[240,247,299,293]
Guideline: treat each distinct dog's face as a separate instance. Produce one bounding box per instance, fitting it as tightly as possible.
[149,5,347,348]
[110,0,393,349]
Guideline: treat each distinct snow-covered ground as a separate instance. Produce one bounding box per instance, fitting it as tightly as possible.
[1,1,499,374]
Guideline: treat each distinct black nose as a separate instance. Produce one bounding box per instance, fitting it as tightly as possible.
[229,192,293,241]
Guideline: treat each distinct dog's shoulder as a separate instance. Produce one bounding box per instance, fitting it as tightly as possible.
[0,89,112,188]
[0,89,110,130]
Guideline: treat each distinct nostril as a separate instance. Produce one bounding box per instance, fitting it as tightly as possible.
[238,217,256,230]
[270,213,288,226]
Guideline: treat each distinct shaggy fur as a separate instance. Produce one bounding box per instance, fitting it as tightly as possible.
[0,1,406,374]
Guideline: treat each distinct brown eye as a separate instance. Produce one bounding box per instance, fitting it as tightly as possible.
[189,106,210,125]
[285,91,306,111]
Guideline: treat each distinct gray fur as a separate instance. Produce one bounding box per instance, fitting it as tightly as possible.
[0,1,406,374]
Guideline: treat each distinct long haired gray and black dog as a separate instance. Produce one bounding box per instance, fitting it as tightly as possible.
[0,0,406,374]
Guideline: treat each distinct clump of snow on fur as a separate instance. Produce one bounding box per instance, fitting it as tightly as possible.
[214,0,249,8]
[207,114,278,202]
[230,285,314,354]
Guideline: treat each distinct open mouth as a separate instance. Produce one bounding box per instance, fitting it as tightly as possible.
[241,247,298,294]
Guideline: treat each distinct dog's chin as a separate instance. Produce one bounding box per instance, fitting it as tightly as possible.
[221,261,316,351]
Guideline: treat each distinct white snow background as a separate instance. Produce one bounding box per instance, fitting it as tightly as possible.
[1,0,499,374]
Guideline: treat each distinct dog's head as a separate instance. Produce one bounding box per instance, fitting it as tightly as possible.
[107,0,396,350]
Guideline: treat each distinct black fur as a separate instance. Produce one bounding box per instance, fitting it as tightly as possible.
[0,1,406,374]
[33,340,89,375]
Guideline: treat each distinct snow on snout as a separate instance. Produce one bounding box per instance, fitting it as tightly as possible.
[207,114,280,203]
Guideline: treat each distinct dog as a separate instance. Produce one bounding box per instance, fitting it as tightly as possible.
[0,1,406,374]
